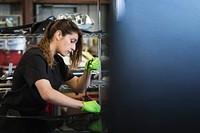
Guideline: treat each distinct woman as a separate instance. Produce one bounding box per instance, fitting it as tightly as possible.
[2,19,101,116]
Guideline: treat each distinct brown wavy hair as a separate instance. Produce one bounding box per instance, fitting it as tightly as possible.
[34,19,83,69]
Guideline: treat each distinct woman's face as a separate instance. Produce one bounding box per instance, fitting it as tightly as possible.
[57,32,78,57]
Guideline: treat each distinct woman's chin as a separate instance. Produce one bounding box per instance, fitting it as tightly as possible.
[60,53,69,57]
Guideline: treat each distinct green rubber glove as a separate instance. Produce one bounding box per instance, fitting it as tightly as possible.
[88,119,103,132]
[81,100,101,113]
[84,57,100,72]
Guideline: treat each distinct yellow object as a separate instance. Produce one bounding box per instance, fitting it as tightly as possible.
[82,51,93,60]
[93,37,98,45]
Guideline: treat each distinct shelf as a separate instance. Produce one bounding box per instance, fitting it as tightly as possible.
[0,0,110,25]
[0,33,108,38]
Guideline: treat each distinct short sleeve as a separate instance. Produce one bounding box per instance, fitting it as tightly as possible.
[20,54,49,88]
[65,66,74,81]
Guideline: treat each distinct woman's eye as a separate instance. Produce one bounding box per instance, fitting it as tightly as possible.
[71,39,77,43]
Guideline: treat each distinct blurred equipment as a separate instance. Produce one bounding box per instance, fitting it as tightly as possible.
[0,15,20,28]
[0,36,26,75]
[31,16,56,34]
[57,13,95,30]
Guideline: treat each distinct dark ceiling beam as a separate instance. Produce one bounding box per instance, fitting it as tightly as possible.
[33,0,109,4]
[0,0,21,3]
[0,0,109,4]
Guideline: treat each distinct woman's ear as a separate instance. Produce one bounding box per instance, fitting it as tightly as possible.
[55,30,62,41]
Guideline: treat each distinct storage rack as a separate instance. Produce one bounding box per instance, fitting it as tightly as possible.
[0,32,109,82]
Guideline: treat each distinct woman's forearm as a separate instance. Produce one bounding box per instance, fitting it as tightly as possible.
[76,70,91,91]
[36,79,83,109]
[47,88,83,109]
[65,70,92,92]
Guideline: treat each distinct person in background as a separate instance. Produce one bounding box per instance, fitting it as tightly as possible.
[1,19,101,116]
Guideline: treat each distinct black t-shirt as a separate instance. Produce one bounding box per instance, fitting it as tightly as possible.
[3,47,74,116]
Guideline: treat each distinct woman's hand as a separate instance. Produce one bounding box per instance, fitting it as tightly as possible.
[81,100,101,113]
[84,57,100,72]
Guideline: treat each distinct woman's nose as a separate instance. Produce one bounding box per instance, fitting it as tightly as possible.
[71,43,76,51]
